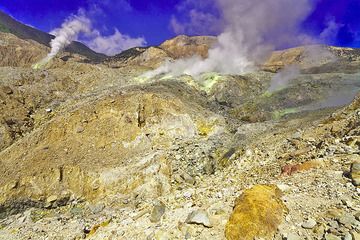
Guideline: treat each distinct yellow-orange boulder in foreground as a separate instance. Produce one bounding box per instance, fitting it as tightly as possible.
[225,185,287,240]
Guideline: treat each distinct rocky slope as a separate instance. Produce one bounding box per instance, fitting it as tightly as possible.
[104,35,216,69]
[0,31,359,240]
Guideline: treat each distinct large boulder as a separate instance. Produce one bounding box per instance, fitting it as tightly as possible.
[225,185,287,240]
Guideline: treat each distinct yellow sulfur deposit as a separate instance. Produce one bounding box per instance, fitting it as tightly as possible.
[225,185,287,240]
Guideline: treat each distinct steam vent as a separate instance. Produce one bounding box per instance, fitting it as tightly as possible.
[0,1,360,239]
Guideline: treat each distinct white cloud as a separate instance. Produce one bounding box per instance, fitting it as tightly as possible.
[320,19,343,44]
[171,9,222,35]
[170,0,222,35]
[41,9,146,59]
[84,29,146,56]
[170,16,185,35]
[88,0,133,14]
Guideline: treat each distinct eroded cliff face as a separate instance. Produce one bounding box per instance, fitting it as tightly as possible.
[0,31,359,240]
[0,82,227,211]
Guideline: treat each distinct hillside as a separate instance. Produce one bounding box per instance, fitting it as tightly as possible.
[0,10,106,61]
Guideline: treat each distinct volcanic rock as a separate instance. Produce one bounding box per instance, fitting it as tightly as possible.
[0,81,226,212]
[159,35,216,59]
[150,201,166,223]
[185,210,212,228]
[325,233,342,240]
[350,162,360,186]
[301,218,317,229]
[225,185,287,240]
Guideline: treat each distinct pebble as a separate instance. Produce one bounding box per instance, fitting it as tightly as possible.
[344,232,353,240]
[76,126,85,133]
[337,214,359,228]
[355,213,360,221]
[301,218,317,229]
[183,190,194,199]
[325,233,342,240]
[328,221,339,229]
[2,86,13,95]
[150,201,166,223]
[350,162,360,186]
[185,210,212,228]
[88,203,105,214]
[285,233,302,240]
[277,184,292,193]
[181,172,195,185]
[292,132,302,140]
[46,195,58,203]
[154,230,170,240]
[351,231,360,240]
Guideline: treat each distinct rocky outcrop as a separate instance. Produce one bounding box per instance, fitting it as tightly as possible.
[0,82,226,214]
[263,45,335,72]
[159,35,216,59]
[106,47,171,69]
[263,45,360,73]
[0,66,83,151]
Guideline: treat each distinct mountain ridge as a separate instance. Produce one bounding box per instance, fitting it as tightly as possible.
[0,10,106,61]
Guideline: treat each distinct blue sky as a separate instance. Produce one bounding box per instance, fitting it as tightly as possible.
[0,0,183,46]
[0,0,359,54]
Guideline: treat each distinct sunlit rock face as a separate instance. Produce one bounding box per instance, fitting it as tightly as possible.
[159,35,217,59]
[263,45,360,73]
[104,35,217,70]
[0,81,227,213]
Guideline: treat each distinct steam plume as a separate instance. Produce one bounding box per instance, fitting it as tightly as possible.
[34,11,91,68]
[48,13,91,59]
[33,9,146,69]
[145,0,315,78]
[268,65,300,93]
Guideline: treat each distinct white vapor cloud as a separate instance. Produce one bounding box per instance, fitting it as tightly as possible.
[268,65,300,93]
[84,29,146,56]
[145,0,315,78]
[320,19,343,44]
[36,8,146,66]
[36,10,92,65]
[170,0,222,35]
[170,9,222,35]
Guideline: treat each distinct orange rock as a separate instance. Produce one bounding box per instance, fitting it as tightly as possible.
[281,160,325,176]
